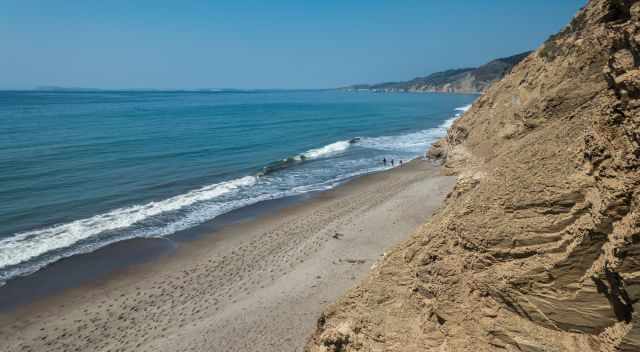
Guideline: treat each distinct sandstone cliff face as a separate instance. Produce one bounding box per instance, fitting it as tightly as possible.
[307,1,640,351]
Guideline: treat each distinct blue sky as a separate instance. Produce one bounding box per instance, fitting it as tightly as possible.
[1,0,586,90]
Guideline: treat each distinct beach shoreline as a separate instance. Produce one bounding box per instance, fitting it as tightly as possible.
[0,159,455,352]
[0,192,315,311]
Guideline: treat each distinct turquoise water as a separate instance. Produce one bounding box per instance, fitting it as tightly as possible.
[0,90,476,283]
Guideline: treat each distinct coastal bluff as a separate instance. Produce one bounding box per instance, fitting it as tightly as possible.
[343,52,530,94]
[306,0,640,351]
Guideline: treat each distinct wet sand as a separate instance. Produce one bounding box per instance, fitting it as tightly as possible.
[0,160,455,352]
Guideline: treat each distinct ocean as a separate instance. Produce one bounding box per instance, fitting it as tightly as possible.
[0,89,475,284]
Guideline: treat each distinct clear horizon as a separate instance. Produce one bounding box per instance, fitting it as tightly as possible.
[2,0,586,90]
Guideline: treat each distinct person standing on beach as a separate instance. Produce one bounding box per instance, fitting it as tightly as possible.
[400,160,403,167]
[391,159,394,166]
[383,157,387,166]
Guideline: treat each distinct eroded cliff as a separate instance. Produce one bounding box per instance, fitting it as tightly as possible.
[307,0,640,351]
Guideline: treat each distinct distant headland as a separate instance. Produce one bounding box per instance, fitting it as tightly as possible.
[342,51,531,94]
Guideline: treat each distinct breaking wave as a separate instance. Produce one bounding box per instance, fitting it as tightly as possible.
[303,140,352,159]
[358,104,471,153]
[259,138,360,176]
[0,104,473,284]
[0,176,257,281]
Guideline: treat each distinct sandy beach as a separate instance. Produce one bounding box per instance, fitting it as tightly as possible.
[0,160,455,352]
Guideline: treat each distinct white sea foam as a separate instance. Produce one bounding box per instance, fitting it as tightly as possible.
[439,104,472,131]
[358,105,471,153]
[0,167,379,284]
[302,140,351,159]
[0,104,475,284]
[441,116,457,129]
[0,176,257,271]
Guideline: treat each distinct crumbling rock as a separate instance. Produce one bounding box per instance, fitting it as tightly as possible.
[306,1,640,351]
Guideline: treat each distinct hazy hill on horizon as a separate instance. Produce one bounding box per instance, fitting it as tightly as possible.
[345,51,531,94]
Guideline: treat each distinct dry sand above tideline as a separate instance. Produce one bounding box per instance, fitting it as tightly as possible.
[0,160,455,352]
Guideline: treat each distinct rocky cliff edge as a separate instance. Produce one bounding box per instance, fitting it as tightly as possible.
[306,1,640,351]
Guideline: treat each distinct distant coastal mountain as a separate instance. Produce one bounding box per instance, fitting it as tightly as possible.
[344,51,531,94]
[35,86,105,92]
[33,86,248,93]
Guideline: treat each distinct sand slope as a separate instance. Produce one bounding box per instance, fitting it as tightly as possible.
[307,1,640,351]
